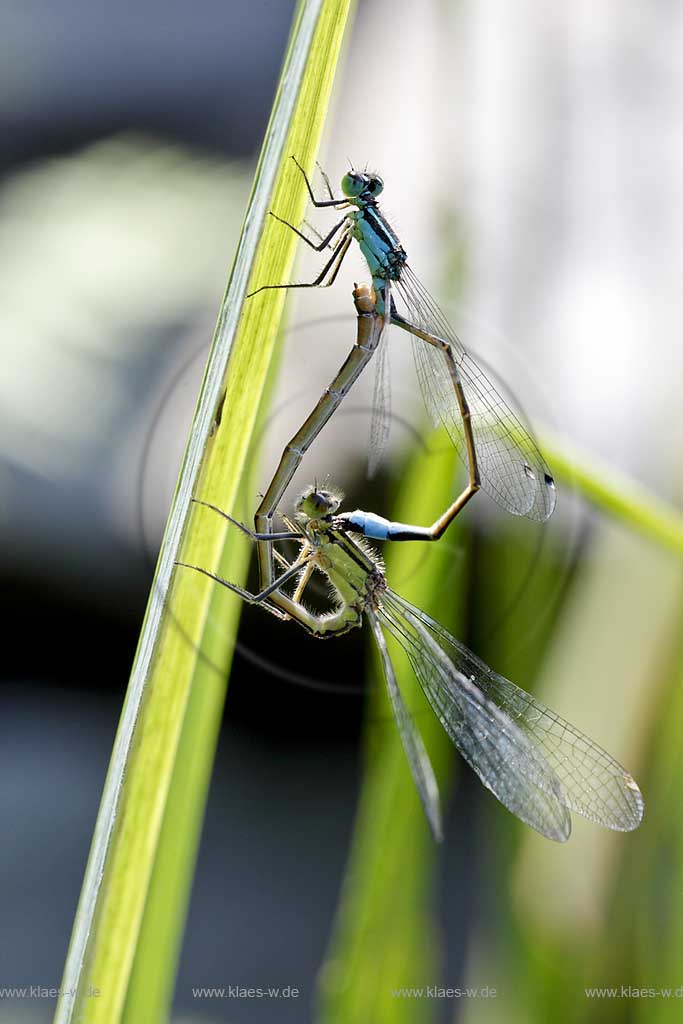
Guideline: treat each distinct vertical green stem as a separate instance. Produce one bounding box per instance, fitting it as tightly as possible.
[54,3,354,1022]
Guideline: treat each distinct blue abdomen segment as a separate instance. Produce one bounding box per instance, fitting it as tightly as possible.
[342,510,432,542]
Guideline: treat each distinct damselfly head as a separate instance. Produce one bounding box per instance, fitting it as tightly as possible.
[295,484,343,522]
[341,171,384,200]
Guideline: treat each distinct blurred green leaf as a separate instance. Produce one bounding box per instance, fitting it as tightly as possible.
[543,432,683,555]
[317,434,466,1023]
[631,600,683,1024]
[461,524,682,1024]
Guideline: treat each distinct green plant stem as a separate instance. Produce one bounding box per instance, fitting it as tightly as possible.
[54,3,353,1022]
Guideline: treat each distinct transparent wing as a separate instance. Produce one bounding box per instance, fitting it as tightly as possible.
[368,610,443,840]
[395,264,556,522]
[393,596,644,832]
[379,592,571,841]
[367,323,392,479]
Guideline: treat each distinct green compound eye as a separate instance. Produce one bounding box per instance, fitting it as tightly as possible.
[296,485,342,520]
[341,172,384,199]
[341,172,365,197]
[366,175,383,197]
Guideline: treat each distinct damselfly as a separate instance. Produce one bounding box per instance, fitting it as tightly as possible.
[250,159,556,523]
[177,487,643,842]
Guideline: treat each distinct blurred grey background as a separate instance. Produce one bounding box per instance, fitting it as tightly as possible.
[1,1,681,1022]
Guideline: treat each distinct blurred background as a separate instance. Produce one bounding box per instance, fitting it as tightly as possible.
[1,1,681,1022]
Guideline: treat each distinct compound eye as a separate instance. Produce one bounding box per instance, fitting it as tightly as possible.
[368,176,384,197]
[341,172,364,198]
[317,488,341,515]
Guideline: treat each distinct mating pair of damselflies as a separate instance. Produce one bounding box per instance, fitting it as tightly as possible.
[250,159,556,592]
[176,160,643,841]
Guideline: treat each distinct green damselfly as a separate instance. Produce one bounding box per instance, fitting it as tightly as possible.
[250,159,556,523]
[177,487,643,842]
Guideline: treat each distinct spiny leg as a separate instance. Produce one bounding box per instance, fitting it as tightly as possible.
[291,555,316,603]
[291,155,347,208]
[268,211,346,252]
[301,217,336,249]
[177,549,360,640]
[316,161,336,201]
[273,548,291,572]
[192,496,303,602]
[175,560,291,620]
[247,234,351,298]
[175,553,311,606]
[191,498,300,542]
